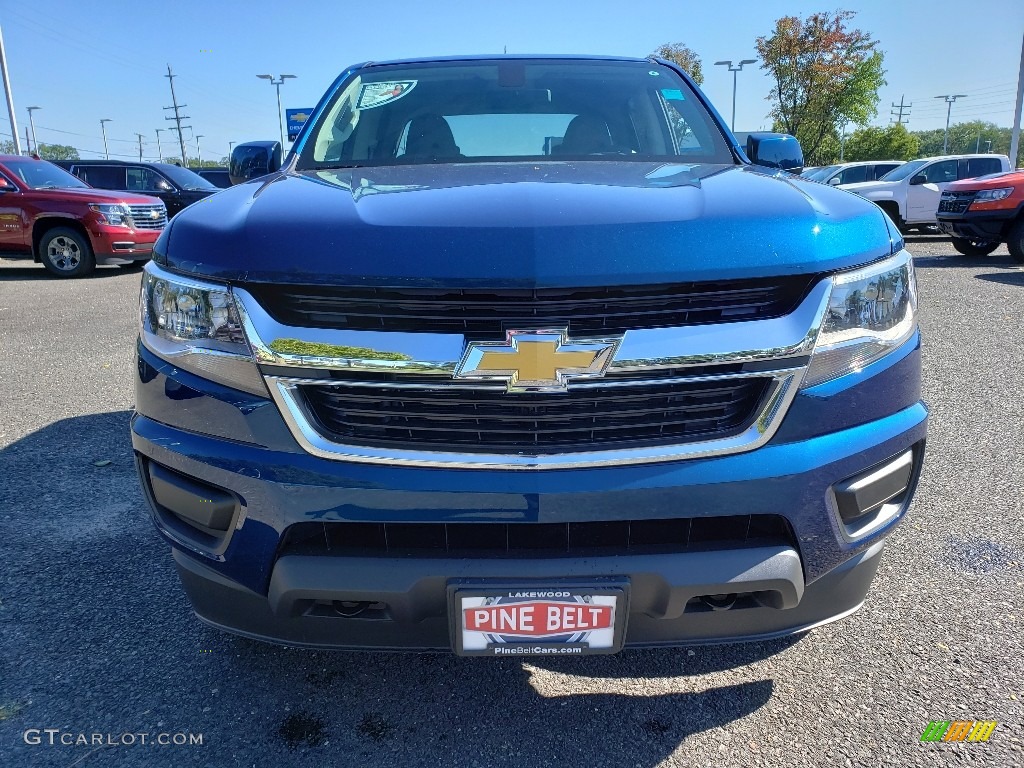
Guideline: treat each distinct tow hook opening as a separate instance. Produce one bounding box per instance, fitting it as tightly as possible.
[302,599,391,620]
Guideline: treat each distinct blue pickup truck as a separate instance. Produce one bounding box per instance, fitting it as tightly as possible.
[131,55,926,655]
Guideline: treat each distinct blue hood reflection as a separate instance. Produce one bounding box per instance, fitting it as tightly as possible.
[160,161,892,287]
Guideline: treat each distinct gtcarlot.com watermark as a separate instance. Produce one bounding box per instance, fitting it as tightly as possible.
[24,729,203,747]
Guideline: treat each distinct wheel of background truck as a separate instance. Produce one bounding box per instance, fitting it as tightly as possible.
[876,202,908,234]
[39,227,95,278]
[950,237,1000,257]
[1006,219,1024,264]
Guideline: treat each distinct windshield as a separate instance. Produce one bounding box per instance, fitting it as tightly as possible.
[878,159,928,182]
[155,163,218,191]
[297,59,733,169]
[804,165,838,181]
[3,158,90,189]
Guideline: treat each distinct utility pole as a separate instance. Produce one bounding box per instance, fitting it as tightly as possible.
[26,105,40,152]
[195,134,204,167]
[163,65,190,165]
[890,95,912,126]
[1010,31,1024,169]
[228,140,235,159]
[99,118,112,159]
[713,59,756,132]
[135,133,145,161]
[935,94,967,153]
[24,125,30,155]
[155,128,163,161]
[0,25,22,155]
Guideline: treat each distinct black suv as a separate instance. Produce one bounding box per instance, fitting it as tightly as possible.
[55,160,219,217]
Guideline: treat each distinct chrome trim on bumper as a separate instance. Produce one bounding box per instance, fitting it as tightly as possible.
[233,278,833,375]
[264,368,804,470]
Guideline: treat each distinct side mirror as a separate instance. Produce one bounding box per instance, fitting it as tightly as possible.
[229,141,282,185]
[156,179,173,191]
[827,177,841,186]
[0,179,15,192]
[908,174,927,186]
[745,132,804,175]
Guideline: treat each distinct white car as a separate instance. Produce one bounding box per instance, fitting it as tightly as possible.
[801,160,904,186]
[839,154,1010,232]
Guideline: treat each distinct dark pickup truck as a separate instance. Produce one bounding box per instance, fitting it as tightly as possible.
[131,55,926,655]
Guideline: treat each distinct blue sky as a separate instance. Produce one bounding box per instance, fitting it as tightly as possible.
[1,0,1022,161]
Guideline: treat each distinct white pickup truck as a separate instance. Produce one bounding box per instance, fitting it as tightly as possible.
[839,154,1010,233]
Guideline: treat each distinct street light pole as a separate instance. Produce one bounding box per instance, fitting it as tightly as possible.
[26,106,40,152]
[99,118,112,159]
[714,59,757,132]
[0,25,22,156]
[934,94,967,153]
[195,134,204,167]
[257,73,297,148]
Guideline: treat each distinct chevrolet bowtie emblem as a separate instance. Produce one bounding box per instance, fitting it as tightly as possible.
[454,329,622,392]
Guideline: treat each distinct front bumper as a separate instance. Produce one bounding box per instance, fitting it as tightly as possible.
[173,539,886,649]
[936,209,1016,241]
[92,227,160,265]
[131,330,926,651]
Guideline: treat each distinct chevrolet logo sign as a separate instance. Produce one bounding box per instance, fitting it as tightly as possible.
[454,329,622,392]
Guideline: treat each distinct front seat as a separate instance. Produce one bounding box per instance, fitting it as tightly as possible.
[553,115,613,155]
[404,114,461,161]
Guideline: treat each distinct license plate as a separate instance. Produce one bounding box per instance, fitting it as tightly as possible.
[450,583,628,656]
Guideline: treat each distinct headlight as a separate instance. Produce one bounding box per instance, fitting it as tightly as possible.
[802,251,917,388]
[971,187,1013,203]
[89,203,133,227]
[140,266,267,396]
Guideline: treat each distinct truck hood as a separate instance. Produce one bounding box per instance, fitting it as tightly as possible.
[945,170,1024,191]
[158,162,895,287]
[28,187,164,206]
[837,180,897,199]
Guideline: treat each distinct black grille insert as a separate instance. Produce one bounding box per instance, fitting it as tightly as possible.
[279,515,794,559]
[300,376,772,453]
[248,277,818,336]
[938,192,975,214]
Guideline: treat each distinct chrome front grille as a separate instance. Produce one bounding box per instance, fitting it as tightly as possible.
[300,373,772,454]
[938,191,975,214]
[221,272,834,469]
[128,203,168,230]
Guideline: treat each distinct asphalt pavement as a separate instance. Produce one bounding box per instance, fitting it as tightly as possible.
[1,238,1022,767]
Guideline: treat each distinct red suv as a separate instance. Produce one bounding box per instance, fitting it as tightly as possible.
[936,169,1024,262]
[0,155,167,277]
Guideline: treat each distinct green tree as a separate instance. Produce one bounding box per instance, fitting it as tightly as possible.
[37,143,79,161]
[756,10,886,165]
[909,121,1016,162]
[0,139,18,154]
[843,124,919,161]
[651,42,703,85]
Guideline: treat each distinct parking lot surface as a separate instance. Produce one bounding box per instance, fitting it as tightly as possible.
[1,237,1022,767]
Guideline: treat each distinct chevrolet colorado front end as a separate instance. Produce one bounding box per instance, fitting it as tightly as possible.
[131,56,926,654]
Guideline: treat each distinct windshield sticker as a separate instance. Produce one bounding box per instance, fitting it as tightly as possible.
[357,81,417,110]
[660,89,685,101]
